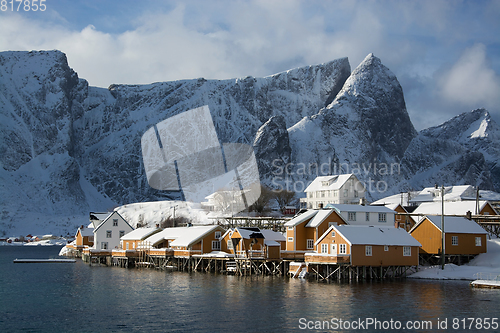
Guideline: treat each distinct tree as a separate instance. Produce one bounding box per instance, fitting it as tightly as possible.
[273,188,296,213]
[249,185,274,214]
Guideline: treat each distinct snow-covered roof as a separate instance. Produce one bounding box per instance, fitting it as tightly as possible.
[304,174,356,192]
[76,227,93,237]
[284,210,318,227]
[94,211,134,233]
[234,227,264,239]
[412,200,493,217]
[260,229,286,242]
[410,185,476,203]
[324,225,421,247]
[370,192,419,206]
[306,209,335,227]
[120,227,159,241]
[414,216,487,234]
[143,225,222,247]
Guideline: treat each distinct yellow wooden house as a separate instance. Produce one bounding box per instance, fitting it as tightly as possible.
[306,225,421,267]
[409,216,487,256]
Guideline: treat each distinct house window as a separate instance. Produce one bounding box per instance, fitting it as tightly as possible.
[288,237,293,242]
[343,189,348,197]
[384,245,389,251]
[403,246,411,256]
[321,244,328,253]
[354,190,358,198]
[366,212,370,221]
[308,192,312,198]
[307,239,314,250]
[106,231,112,238]
[321,191,325,198]
[339,244,347,254]
[119,231,125,238]
[348,212,356,221]
[378,213,387,222]
[212,240,221,250]
[475,237,482,246]
[113,219,118,226]
[126,243,129,250]
[288,226,293,230]
[331,231,335,237]
[215,231,221,239]
[451,236,458,246]
[333,190,338,197]
[227,240,233,250]
[365,245,372,256]
[101,242,108,250]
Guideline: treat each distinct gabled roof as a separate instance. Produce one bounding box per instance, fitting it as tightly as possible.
[411,200,494,217]
[411,216,487,234]
[76,227,93,237]
[305,209,336,227]
[304,174,357,192]
[94,211,134,233]
[143,225,223,248]
[120,227,159,241]
[260,229,286,242]
[284,210,318,227]
[318,225,421,247]
[234,227,264,239]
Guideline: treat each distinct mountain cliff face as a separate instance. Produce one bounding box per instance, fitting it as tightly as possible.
[1,50,499,235]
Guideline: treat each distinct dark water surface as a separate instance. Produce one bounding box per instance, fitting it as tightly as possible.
[1,246,500,332]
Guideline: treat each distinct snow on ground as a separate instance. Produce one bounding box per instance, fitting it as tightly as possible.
[408,238,500,280]
[115,200,211,228]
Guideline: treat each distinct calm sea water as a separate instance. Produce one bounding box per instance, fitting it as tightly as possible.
[1,246,500,332]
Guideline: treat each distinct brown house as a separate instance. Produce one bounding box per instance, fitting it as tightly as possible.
[409,216,487,256]
[284,209,345,253]
[75,225,94,249]
[221,227,285,259]
[306,225,421,267]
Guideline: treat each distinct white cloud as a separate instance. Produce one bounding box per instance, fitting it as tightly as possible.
[438,44,500,109]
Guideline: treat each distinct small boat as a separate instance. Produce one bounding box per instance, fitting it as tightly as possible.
[13,258,76,263]
[470,273,500,289]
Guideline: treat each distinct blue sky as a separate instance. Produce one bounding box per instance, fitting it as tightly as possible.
[1,0,499,130]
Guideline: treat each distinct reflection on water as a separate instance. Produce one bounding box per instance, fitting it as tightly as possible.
[1,246,499,332]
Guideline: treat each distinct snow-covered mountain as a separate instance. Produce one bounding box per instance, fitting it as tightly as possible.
[1,50,499,236]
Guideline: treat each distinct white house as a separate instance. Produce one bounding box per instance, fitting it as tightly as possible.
[325,203,397,226]
[301,174,365,209]
[93,211,134,251]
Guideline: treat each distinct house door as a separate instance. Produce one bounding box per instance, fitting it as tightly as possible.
[331,244,337,256]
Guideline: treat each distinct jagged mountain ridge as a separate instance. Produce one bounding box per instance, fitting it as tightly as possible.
[1,50,499,235]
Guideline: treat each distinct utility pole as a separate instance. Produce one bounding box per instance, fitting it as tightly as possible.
[441,185,445,270]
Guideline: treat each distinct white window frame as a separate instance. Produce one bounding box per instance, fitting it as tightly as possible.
[339,244,347,254]
[227,239,233,250]
[378,213,387,222]
[403,246,411,256]
[321,244,328,253]
[306,239,314,250]
[101,242,108,250]
[288,237,293,242]
[365,245,372,256]
[451,236,458,246]
[384,245,389,252]
[348,212,356,221]
[212,240,221,250]
[214,231,221,239]
[475,237,482,247]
